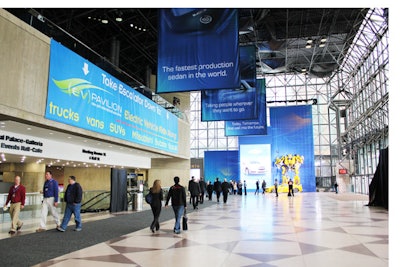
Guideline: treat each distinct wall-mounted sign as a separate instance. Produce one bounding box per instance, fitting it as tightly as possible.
[0,130,151,168]
[45,40,178,154]
[0,134,44,154]
[339,169,348,174]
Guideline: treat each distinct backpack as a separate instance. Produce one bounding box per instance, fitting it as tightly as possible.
[145,192,152,204]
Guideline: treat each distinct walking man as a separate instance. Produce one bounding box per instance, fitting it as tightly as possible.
[57,176,83,232]
[36,171,60,232]
[165,176,187,234]
[255,180,260,195]
[188,176,200,209]
[213,177,222,202]
[4,175,26,234]
[221,178,230,203]
[288,179,294,197]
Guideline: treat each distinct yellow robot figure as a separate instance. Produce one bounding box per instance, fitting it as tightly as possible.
[274,153,304,188]
[274,156,286,184]
[292,154,304,185]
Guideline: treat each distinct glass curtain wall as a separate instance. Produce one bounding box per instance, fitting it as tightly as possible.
[328,8,389,194]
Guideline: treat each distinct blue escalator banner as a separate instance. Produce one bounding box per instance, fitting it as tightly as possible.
[201,45,257,121]
[156,8,240,93]
[225,79,267,136]
[45,40,178,154]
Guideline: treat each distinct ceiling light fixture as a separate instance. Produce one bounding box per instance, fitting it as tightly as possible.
[101,19,108,24]
[305,44,312,49]
[115,17,123,22]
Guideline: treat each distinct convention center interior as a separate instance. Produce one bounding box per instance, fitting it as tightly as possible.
[0,7,391,267]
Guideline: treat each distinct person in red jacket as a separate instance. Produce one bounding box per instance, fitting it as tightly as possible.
[4,175,26,234]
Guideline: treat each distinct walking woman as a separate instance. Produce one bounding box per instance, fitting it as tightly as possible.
[150,179,163,233]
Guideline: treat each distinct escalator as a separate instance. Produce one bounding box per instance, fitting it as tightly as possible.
[80,191,111,213]
[80,191,135,213]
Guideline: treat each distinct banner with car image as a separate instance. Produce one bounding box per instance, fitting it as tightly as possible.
[201,45,257,121]
[45,40,178,154]
[225,78,267,135]
[156,8,240,93]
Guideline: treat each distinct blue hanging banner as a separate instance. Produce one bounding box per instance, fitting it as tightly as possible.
[201,45,257,121]
[45,40,179,154]
[224,79,267,136]
[156,8,240,93]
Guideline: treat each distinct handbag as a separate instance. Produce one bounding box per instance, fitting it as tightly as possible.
[182,209,188,230]
[145,192,152,204]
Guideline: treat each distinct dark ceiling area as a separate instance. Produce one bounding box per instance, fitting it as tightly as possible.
[5,8,368,88]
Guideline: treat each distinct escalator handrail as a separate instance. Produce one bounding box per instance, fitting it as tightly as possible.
[81,191,110,212]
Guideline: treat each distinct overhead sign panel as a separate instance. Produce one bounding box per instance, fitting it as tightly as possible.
[225,79,267,136]
[0,130,151,168]
[45,40,178,154]
[157,8,240,93]
[201,45,257,121]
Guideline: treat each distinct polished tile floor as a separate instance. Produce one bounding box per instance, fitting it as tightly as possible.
[1,192,389,267]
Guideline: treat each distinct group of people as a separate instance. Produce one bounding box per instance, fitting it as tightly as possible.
[3,173,308,237]
[3,171,83,235]
[148,176,249,234]
[205,178,248,202]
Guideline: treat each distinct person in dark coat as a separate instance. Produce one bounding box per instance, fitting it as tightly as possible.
[255,180,260,195]
[262,180,267,194]
[149,179,163,233]
[238,181,243,195]
[288,179,294,196]
[198,177,206,204]
[57,175,83,232]
[206,181,213,200]
[213,177,222,202]
[165,176,187,234]
[188,176,201,209]
[221,178,231,203]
